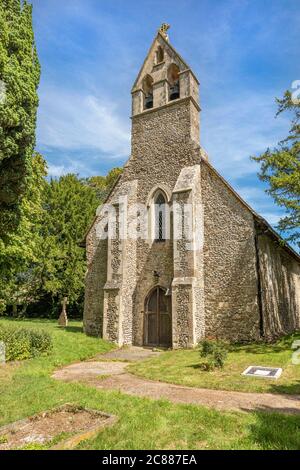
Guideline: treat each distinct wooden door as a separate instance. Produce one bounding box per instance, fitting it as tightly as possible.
[145,287,171,347]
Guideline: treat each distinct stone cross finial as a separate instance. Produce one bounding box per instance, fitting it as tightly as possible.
[159,23,170,41]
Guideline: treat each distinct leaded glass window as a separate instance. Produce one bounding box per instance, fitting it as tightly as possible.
[155,193,166,242]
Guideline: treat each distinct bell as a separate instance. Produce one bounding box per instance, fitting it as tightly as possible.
[144,93,153,109]
[169,82,180,101]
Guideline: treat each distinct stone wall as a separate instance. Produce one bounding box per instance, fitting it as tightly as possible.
[126,98,202,346]
[102,180,138,346]
[201,162,261,342]
[257,233,300,339]
[126,98,201,197]
[171,165,205,347]
[83,221,108,336]
[84,96,202,345]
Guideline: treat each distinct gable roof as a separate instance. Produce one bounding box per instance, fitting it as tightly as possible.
[132,31,192,92]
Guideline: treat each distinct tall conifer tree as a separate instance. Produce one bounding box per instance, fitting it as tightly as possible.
[0,0,40,237]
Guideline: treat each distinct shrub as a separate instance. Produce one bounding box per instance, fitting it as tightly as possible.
[28,328,52,356]
[198,339,228,371]
[0,324,52,361]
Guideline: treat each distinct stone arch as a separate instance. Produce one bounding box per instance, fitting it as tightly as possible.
[167,63,180,101]
[146,184,172,207]
[142,74,154,109]
[144,285,172,346]
[146,186,171,242]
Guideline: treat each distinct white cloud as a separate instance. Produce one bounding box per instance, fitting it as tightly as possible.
[47,163,80,178]
[37,86,130,158]
[47,164,66,177]
[202,89,290,180]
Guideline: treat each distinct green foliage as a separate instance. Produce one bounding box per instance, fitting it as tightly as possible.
[0,323,52,361]
[252,91,300,245]
[0,0,122,315]
[18,442,48,450]
[39,174,102,310]
[0,153,122,317]
[0,153,47,313]
[38,168,123,314]
[27,328,52,355]
[87,167,123,200]
[0,0,40,236]
[0,435,8,445]
[198,339,228,371]
[130,332,300,394]
[1,320,300,450]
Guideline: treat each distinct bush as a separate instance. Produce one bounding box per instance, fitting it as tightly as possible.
[28,328,52,356]
[198,339,228,371]
[0,324,52,361]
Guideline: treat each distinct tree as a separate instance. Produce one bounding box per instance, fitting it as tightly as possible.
[38,174,99,314]
[88,167,123,200]
[0,0,40,237]
[38,169,123,316]
[0,153,47,314]
[252,91,300,245]
[0,166,123,317]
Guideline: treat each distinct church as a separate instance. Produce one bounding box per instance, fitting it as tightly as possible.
[82,25,300,348]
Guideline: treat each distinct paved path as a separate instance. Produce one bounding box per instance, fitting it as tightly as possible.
[52,348,300,415]
[91,346,161,362]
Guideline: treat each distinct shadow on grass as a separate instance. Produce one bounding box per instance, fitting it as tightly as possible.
[269,380,300,396]
[247,408,300,449]
[0,317,55,323]
[189,363,218,372]
[57,326,83,334]
[229,332,300,355]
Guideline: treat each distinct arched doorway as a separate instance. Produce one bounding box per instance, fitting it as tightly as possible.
[144,287,172,347]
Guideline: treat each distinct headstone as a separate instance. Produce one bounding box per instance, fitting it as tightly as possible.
[58,297,68,327]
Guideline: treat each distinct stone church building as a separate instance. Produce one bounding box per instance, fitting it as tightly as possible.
[83,26,300,348]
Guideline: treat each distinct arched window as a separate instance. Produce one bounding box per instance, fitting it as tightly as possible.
[167,64,180,101]
[154,192,167,242]
[155,46,164,64]
[142,74,154,110]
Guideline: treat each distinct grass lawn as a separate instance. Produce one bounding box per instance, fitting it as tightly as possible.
[129,333,300,395]
[0,318,300,450]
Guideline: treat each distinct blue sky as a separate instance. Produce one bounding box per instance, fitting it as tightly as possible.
[30,0,300,228]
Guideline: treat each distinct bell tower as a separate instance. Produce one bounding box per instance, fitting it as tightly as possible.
[131,24,200,144]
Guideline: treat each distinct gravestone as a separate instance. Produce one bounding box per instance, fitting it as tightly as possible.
[58,297,68,328]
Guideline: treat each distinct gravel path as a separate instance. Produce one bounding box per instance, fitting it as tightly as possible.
[52,350,300,415]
